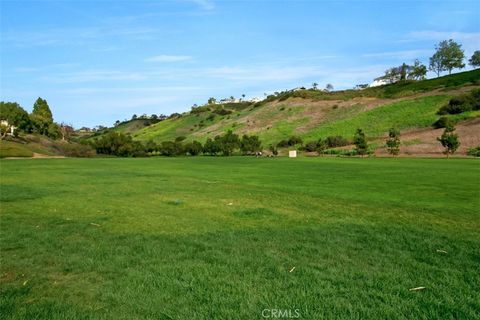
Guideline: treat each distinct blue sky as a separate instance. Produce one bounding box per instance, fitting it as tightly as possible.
[1,0,479,128]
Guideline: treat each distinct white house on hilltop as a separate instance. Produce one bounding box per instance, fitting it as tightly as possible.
[368,78,391,87]
[0,120,17,137]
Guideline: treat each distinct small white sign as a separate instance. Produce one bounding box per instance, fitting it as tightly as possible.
[289,150,297,158]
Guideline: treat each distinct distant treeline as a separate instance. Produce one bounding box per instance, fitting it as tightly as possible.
[91,130,262,157]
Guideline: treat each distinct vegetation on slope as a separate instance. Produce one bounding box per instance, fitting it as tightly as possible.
[132,69,480,147]
[0,140,33,158]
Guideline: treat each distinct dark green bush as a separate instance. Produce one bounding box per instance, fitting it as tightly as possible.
[325,135,349,148]
[213,108,232,116]
[55,142,96,157]
[276,139,289,148]
[433,116,456,129]
[92,131,146,157]
[437,89,480,115]
[467,145,480,157]
[288,136,303,146]
[184,141,203,156]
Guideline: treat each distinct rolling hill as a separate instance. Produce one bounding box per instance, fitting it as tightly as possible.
[121,69,480,155]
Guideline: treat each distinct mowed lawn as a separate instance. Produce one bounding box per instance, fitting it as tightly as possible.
[0,157,479,319]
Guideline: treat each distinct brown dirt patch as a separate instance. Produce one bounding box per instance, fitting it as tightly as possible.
[375,118,480,157]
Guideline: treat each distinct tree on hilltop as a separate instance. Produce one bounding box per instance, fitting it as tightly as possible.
[408,60,427,80]
[469,50,480,68]
[429,39,465,77]
[30,97,58,137]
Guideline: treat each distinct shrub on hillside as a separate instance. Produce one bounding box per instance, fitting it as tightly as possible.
[432,116,456,129]
[276,136,303,148]
[288,136,303,146]
[191,105,211,114]
[325,135,349,148]
[302,139,326,153]
[467,145,480,157]
[322,149,358,156]
[276,139,289,148]
[437,89,480,115]
[56,142,96,157]
[213,108,232,116]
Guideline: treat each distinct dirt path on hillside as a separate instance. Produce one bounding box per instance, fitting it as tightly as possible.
[3,153,66,160]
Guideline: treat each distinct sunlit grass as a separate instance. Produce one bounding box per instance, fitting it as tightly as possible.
[1,157,479,319]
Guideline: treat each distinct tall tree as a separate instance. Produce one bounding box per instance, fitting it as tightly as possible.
[429,51,444,78]
[203,138,220,156]
[377,66,402,84]
[217,130,240,156]
[354,129,368,156]
[400,63,408,81]
[240,134,262,155]
[30,98,54,136]
[469,50,480,68]
[437,124,460,157]
[430,39,465,76]
[408,59,427,80]
[0,102,32,132]
[386,128,401,156]
[32,98,53,122]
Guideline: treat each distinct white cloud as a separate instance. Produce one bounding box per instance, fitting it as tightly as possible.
[145,55,193,62]
[190,0,215,10]
[2,26,157,48]
[204,66,326,81]
[402,30,480,57]
[42,70,147,83]
[62,86,205,95]
[405,31,480,42]
[90,96,179,110]
[14,63,79,73]
[362,49,432,59]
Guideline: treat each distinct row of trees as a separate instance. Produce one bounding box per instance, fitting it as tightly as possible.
[91,124,463,158]
[385,125,460,157]
[91,130,263,157]
[0,98,74,140]
[283,124,460,157]
[378,40,479,83]
[378,60,428,84]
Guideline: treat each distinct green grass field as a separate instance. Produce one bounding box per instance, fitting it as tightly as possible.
[1,157,479,319]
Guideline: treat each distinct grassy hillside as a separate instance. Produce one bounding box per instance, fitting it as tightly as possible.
[131,69,480,146]
[113,119,160,135]
[0,140,34,158]
[0,135,95,158]
[1,157,479,318]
